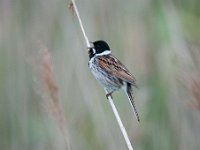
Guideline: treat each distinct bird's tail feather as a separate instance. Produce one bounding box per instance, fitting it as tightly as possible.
[126,84,140,122]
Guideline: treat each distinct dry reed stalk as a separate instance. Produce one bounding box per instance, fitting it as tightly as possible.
[69,1,134,149]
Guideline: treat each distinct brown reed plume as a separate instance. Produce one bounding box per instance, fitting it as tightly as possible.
[31,42,70,150]
[191,79,200,111]
[190,48,200,112]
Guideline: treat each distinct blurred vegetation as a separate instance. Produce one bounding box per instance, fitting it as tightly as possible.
[1,0,200,150]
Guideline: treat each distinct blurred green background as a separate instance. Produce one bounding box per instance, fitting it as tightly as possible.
[1,0,200,150]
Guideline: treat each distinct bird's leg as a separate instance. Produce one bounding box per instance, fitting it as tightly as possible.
[106,92,113,99]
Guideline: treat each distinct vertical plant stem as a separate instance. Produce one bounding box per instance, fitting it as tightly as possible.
[71,0,90,47]
[105,89,134,150]
[69,1,134,149]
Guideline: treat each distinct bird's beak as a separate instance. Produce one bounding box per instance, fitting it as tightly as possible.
[87,41,94,51]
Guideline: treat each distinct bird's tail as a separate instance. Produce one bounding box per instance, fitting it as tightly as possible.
[126,83,140,122]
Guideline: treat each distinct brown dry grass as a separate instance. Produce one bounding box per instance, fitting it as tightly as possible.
[191,79,200,111]
[31,42,70,150]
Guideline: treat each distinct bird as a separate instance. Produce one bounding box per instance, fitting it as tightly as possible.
[88,40,140,122]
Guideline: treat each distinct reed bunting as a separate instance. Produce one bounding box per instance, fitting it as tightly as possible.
[88,40,140,122]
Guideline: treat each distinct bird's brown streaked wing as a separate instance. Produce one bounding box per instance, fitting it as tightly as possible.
[96,55,137,87]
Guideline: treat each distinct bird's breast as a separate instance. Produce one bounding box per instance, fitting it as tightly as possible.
[88,57,123,92]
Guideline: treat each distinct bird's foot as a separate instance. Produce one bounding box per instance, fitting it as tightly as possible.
[106,92,113,99]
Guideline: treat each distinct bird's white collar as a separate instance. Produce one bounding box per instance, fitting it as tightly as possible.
[95,50,111,56]
[89,50,111,63]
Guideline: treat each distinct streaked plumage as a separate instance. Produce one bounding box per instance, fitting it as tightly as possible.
[88,40,140,122]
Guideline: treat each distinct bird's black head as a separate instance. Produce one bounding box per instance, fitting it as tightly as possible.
[93,40,110,53]
[88,40,111,59]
